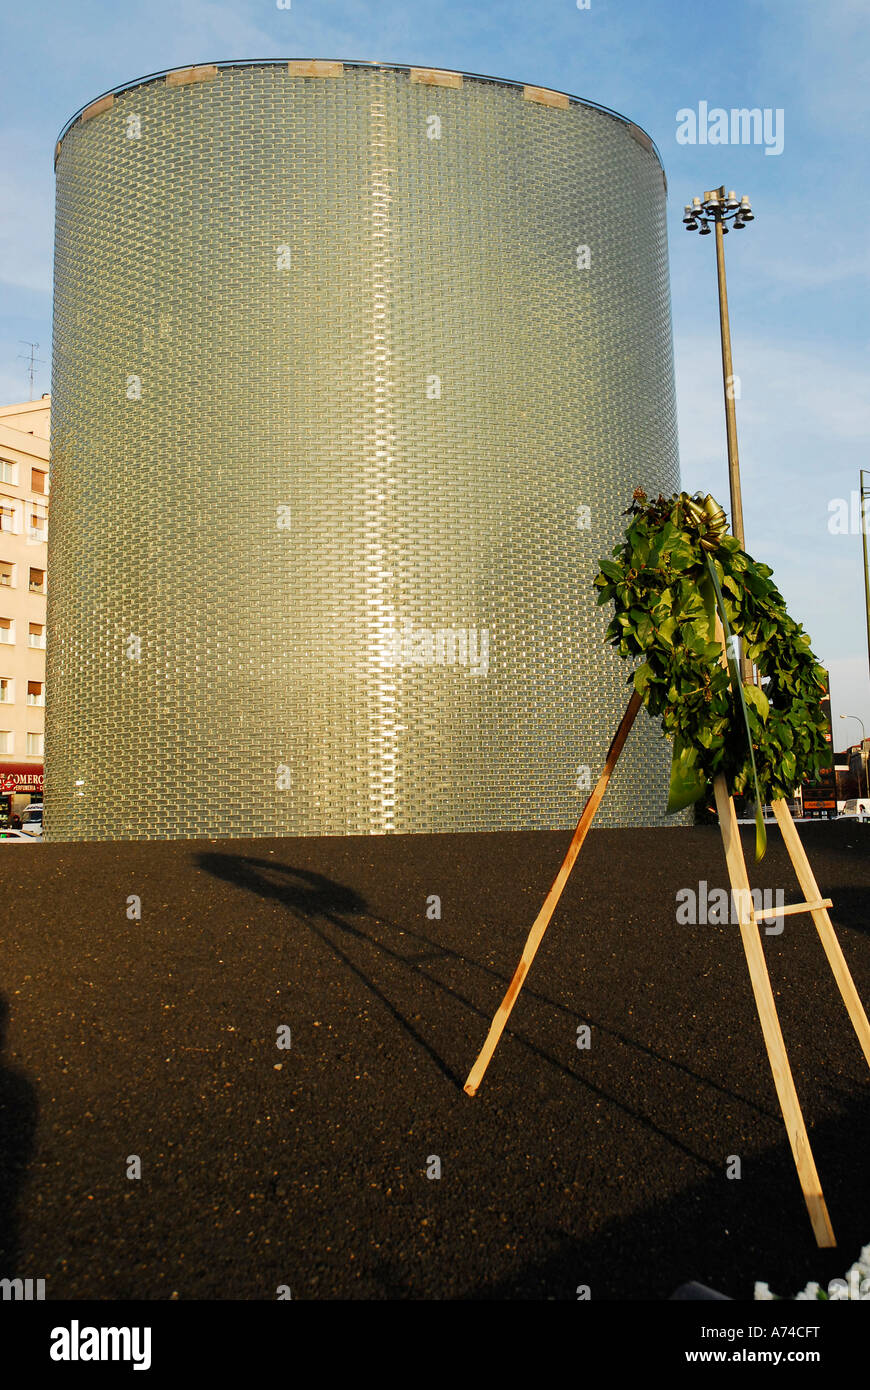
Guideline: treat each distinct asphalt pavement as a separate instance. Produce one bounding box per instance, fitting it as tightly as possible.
[0,821,868,1299]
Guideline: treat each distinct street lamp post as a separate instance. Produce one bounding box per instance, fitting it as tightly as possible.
[860,469,870,688]
[684,186,755,682]
[839,714,868,800]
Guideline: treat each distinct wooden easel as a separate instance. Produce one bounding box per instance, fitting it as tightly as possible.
[713,777,870,1245]
[464,694,870,1248]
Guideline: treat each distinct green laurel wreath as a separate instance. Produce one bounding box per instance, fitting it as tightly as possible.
[594,490,830,859]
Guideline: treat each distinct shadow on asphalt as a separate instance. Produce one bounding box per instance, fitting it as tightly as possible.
[197,851,783,1174]
[828,887,870,937]
[197,854,466,1086]
[0,993,39,1278]
[436,1089,870,1300]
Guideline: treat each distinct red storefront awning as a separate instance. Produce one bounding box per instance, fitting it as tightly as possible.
[0,763,44,794]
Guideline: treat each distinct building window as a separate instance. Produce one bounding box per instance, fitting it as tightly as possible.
[26,732,43,756]
[0,561,13,587]
[0,501,17,533]
[29,567,45,594]
[27,510,46,539]
[31,469,47,494]
[0,731,11,754]
[0,677,12,703]
[27,680,44,706]
[27,622,44,648]
[0,460,16,485]
[0,618,13,644]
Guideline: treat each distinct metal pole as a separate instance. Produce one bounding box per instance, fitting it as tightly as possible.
[714,218,745,547]
[841,715,868,801]
[712,189,751,682]
[856,469,861,692]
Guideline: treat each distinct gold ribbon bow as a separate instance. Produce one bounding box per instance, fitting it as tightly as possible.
[682,493,729,552]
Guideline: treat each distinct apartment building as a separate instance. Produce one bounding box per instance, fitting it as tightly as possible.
[0,396,49,823]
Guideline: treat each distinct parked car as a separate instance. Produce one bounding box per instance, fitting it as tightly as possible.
[839,799,869,822]
[19,804,43,837]
[0,828,39,843]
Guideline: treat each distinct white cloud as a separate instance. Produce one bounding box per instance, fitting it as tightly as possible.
[676,332,870,485]
[749,249,870,293]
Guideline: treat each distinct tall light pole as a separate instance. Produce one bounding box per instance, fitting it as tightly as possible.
[839,714,868,799]
[860,469,870,688]
[684,186,755,681]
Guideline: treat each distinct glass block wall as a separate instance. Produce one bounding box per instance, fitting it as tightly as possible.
[48,62,681,840]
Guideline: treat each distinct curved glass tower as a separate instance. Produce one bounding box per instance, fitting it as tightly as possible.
[47,61,680,840]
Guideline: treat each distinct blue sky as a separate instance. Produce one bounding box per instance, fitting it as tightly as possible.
[2,0,868,735]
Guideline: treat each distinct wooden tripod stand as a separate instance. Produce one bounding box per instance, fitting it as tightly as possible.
[463,693,870,1248]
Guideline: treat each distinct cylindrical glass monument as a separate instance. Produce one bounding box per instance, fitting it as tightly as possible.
[48,61,679,839]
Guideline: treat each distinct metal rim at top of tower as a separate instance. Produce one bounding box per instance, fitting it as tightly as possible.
[53,59,666,183]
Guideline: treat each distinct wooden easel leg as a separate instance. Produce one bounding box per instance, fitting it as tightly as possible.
[714,776,835,1247]
[463,690,643,1097]
[771,799,870,1071]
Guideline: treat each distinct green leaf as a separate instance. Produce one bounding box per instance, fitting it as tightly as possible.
[598,559,623,583]
[594,489,828,837]
[633,662,654,695]
[684,628,712,657]
[667,736,707,813]
[743,683,770,723]
[666,541,696,571]
[652,588,675,615]
[705,556,767,860]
